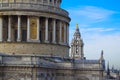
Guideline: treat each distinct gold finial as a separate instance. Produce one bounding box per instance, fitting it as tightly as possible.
[76,24,79,29]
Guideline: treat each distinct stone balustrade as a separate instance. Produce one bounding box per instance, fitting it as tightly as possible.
[0,55,103,70]
[0,3,69,17]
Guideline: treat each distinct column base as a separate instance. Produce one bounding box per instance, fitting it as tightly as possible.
[27,39,31,42]
[7,39,12,42]
[63,43,68,45]
[45,40,49,43]
[52,41,56,44]
[59,42,68,45]
[17,39,21,42]
[59,41,63,45]
[35,40,40,43]
[0,39,3,42]
[27,39,40,43]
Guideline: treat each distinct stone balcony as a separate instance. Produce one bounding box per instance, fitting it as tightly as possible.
[0,3,69,17]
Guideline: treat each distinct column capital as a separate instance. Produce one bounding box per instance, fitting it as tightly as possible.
[45,17,49,20]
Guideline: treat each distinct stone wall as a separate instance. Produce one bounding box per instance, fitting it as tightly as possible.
[0,55,104,80]
[0,66,103,80]
[0,42,69,57]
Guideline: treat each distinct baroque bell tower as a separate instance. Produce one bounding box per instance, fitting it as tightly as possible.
[70,24,84,59]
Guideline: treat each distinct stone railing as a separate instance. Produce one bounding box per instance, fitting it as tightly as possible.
[0,3,69,17]
[56,62,104,70]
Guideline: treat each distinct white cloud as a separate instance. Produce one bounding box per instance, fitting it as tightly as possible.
[81,27,117,33]
[68,6,116,24]
[83,32,120,68]
[80,6,115,21]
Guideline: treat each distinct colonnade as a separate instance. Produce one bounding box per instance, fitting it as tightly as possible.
[0,16,69,45]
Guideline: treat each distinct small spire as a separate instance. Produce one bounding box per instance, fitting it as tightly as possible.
[112,65,114,72]
[101,50,104,58]
[76,24,79,29]
[107,62,110,76]
[100,50,104,61]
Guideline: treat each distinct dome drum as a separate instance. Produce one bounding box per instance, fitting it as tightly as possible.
[0,15,70,57]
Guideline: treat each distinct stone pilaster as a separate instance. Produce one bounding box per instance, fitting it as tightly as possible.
[64,23,67,44]
[67,24,69,45]
[0,16,3,42]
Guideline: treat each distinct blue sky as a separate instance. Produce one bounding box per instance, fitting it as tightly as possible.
[61,0,120,69]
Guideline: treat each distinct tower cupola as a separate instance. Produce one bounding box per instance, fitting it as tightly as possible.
[70,24,84,59]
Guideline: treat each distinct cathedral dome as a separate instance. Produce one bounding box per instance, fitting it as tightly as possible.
[0,0,70,57]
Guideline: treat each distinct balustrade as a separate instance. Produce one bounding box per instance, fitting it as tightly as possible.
[0,3,68,17]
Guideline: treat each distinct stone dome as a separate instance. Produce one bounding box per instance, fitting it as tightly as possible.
[0,0,70,57]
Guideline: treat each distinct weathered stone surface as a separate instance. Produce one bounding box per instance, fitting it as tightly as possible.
[0,55,104,80]
[0,42,69,57]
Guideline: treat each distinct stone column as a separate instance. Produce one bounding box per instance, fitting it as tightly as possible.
[52,19,56,44]
[0,16,3,42]
[7,16,12,42]
[45,17,49,43]
[37,17,40,42]
[59,21,62,44]
[17,16,21,42]
[67,24,69,45]
[27,16,30,42]
[64,23,67,44]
